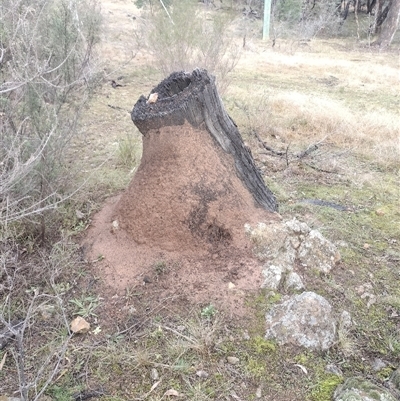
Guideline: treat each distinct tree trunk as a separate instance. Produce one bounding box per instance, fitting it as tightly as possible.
[132,69,277,212]
[375,0,400,46]
[117,69,278,251]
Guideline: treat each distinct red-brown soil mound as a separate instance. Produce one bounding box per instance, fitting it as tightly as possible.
[116,123,270,252]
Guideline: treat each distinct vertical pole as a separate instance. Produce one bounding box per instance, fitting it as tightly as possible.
[263,0,272,40]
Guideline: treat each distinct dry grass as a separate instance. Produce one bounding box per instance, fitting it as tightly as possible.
[227,38,400,170]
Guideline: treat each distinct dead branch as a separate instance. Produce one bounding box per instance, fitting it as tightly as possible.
[251,129,286,156]
[0,319,23,350]
[295,136,328,159]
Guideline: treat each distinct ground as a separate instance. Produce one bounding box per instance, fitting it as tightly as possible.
[1,1,399,401]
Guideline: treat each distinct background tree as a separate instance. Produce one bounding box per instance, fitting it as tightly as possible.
[375,0,400,46]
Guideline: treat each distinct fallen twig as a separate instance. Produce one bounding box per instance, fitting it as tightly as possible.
[107,104,130,114]
[295,136,328,159]
[251,129,285,156]
[303,162,336,174]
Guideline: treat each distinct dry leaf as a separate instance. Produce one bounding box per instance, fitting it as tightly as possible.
[294,363,308,375]
[164,388,183,397]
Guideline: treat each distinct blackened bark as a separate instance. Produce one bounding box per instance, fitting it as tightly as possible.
[131,69,278,212]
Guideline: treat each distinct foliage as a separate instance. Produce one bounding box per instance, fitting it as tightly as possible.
[144,0,240,93]
[272,0,342,39]
[310,374,344,401]
[69,295,100,318]
[0,0,101,233]
[200,304,217,319]
[117,132,141,169]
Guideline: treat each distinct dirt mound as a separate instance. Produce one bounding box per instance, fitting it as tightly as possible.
[116,123,270,252]
[83,70,279,316]
[83,121,278,315]
[83,194,271,317]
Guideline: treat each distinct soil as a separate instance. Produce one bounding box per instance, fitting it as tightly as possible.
[83,120,278,318]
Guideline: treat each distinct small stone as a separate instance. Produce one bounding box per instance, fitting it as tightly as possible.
[375,209,385,216]
[325,364,343,376]
[256,385,262,398]
[228,282,236,289]
[242,330,250,340]
[196,370,209,378]
[150,368,159,381]
[38,304,56,320]
[363,243,370,249]
[339,311,352,330]
[75,210,85,219]
[70,316,90,334]
[284,271,304,291]
[111,220,119,233]
[227,356,240,365]
[261,264,283,290]
[372,358,387,372]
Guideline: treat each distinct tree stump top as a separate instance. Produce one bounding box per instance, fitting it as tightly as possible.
[131,68,278,213]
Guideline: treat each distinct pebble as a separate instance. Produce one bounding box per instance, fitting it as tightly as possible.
[227,356,240,365]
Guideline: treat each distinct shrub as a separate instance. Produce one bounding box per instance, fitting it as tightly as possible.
[0,0,101,236]
[272,0,342,39]
[143,0,240,93]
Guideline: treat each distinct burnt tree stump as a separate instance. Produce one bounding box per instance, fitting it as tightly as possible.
[116,69,278,251]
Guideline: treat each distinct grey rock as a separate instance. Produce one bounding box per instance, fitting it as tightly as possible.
[298,229,341,274]
[284,271,305,291]
[265,291,336,350]
[246,219,339,289]
[371,358,387,372]
[389,366,400,390]
[244,222,292,263]
[150,368,159,381]
[285,218,311,235]
[339,311,352,330]
[227,356,240,365]
[325,363,343,376]
[334,377,397,401]
[196,370,209,378]
[261,264,283,290]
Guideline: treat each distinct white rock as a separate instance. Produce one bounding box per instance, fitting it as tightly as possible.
[150,368,159,381]
[265,291,336,350]
[261,264,283,290]
[298,229,340,274]
[284,272,305,291]
[285,218,311,234]
[339,311,352,330]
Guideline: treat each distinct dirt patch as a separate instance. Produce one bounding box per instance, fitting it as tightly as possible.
[83,122,278,317]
